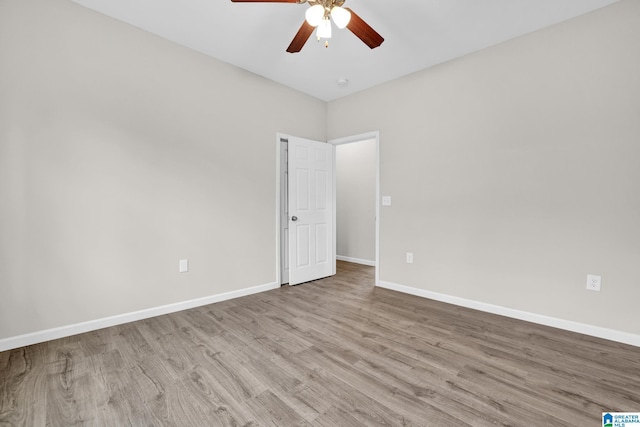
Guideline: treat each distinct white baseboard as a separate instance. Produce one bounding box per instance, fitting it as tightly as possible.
[0,281,279,352]
[378,280,640,348]
[336,255,376,267]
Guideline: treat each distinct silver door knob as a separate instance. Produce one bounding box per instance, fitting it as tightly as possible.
[291,216,298,221]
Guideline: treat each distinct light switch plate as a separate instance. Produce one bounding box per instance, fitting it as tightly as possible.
[179,259,189,273]
[382,196,392,206]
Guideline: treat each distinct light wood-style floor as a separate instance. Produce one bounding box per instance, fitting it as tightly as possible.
[1,261,639,426]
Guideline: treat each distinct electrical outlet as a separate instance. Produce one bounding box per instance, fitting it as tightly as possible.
[179,259,189,273]
[406,252,413,264]
[586,274,601,291]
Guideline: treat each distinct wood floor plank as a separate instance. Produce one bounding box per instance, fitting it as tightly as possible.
[1,261,639,426]
[0,347,48,426]
[289,362,420,427]
[245,390,311,427]
[311,405,364,427]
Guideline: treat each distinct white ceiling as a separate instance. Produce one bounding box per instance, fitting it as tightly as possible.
[71,0,619,101]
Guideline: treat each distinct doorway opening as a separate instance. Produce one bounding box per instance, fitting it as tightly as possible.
[275,131,380,286]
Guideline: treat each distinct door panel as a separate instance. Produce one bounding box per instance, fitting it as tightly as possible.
[296,169,310,211]
[316,224,328,263]
[288,136,335,285]
[296,224,310,267]
[315,171,328,210]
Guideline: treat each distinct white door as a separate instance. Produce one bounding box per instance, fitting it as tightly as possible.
[288,136,336,285]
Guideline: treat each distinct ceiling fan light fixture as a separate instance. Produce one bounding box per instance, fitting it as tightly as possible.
[305,4,324,27]
[317,17,332,39]
[231,0,383,53]
[330,6,351,29]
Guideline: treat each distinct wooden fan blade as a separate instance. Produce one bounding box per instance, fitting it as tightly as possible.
[344,8,384,49]
[286,20,314,53]
[231,0,299,2]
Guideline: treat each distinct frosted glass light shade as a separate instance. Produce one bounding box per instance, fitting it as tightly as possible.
[330,6,351,29]
[317,17,332,38]
[305,4,324,27]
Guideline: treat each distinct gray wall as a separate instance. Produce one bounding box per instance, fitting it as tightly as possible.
[0,0,326,339]
[336,139,376,264]
[328,0,640,335]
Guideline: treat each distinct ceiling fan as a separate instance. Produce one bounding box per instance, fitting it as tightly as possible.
[230,0,384,53]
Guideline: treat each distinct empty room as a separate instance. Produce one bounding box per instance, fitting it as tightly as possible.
[1,0,639,425]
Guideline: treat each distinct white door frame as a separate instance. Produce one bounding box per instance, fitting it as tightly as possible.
[275,133,287,286]
[275,131,380,286]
